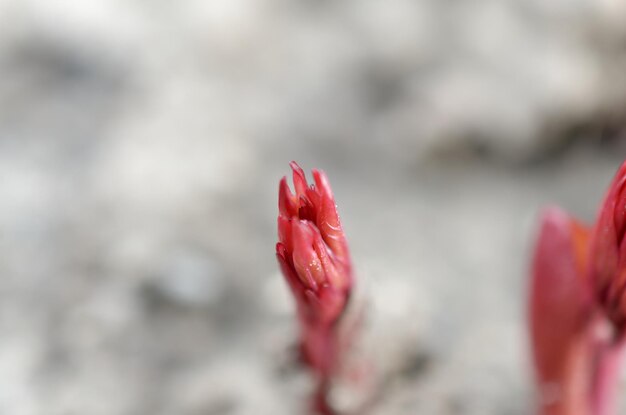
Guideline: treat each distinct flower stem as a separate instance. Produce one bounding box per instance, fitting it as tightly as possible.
[312,379,336,415]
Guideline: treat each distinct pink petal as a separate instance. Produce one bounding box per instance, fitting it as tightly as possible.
[279,176,297,217]
[530,207,591,388]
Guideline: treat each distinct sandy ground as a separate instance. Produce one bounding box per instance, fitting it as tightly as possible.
[0,1,625,414]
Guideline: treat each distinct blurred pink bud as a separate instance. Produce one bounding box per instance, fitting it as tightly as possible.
[276,162,353,378]
[589,161,626,329]
[529,207,594,415]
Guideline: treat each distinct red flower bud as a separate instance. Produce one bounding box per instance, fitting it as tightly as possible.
[529,207,594,414]
[276,162,353,379]
[277,162,352,324]
[590,161,626,329]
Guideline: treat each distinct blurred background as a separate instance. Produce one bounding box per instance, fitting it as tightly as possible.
[0,1,625,414]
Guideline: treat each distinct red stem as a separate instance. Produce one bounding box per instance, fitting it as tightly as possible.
[312,379,336,415]
[301,323,339,414]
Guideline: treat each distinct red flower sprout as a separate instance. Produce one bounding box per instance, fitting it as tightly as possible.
[276,161,354,407]
[589,161,626,330]
[529,207,594,415]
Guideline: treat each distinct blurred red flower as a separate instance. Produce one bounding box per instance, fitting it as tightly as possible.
[529,207,594,415]
[530,161,626,415]
[589,161,626,329]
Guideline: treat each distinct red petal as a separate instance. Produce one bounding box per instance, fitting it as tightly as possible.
[277,242,308,307]
[312,169,349,260]
[312,226,349,292]
[611,162,626,244]
[277,215,293,254]
[292,220,325,289]
[530,207,592,387]
[279,177,297,217]
[298,195,317,223]
[615,186,626,245]
[290,161,309,199]
[591,162,626,299]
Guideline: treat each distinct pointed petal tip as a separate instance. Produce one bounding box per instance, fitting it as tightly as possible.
[539,206,569,226]
[290,161,308,196]
[279,175,289,190]
[537,207,590,247]
[289,161,306,180]
[289,160,302,171]
[312,169,332,196]
[279,176,297,216]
